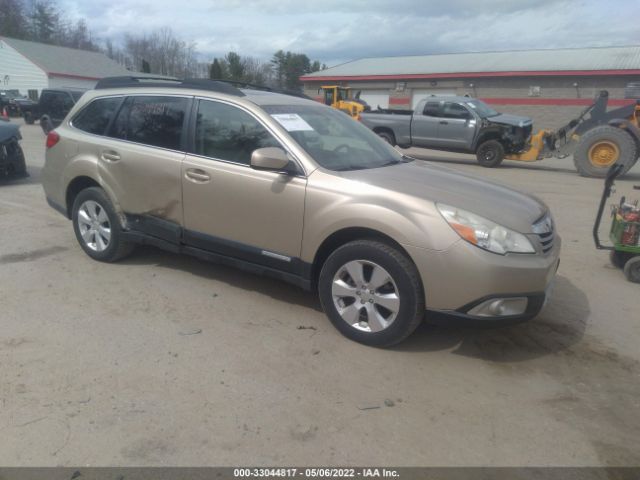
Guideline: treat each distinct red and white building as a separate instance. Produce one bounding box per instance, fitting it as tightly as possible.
[301,46,640,129]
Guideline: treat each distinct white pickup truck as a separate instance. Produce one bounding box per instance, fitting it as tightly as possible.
[359,95,533,168]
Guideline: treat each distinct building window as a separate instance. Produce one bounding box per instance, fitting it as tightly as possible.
[529,86,542,97]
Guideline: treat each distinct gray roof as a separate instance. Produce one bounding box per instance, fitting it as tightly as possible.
[2,36,131,79]
[302,46,640,79]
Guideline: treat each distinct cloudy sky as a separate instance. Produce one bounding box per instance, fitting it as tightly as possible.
[57,0,640,66]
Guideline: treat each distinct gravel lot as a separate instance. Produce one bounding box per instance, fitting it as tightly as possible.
[1,119,639,466]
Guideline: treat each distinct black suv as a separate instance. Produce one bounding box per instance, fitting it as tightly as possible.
[21,89,85,132]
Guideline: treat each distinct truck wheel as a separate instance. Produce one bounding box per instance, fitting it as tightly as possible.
[376,130,396,146]
[573,126,636,178]
[40,115,53,135]
[24,111,34,125]
[476,140,505,167]
[623,256,640,283]
[318,240,424,347]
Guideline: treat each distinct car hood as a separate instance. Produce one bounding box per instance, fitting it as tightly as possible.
[487,113,532,128]
[340,161,547,233]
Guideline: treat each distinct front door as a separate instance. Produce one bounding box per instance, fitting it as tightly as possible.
[181,98,306,270]
[437,102,476,149]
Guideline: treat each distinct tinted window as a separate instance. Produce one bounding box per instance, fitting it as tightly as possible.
[442,102,471,119]
[41,92,75,118]
[72,97,122,135]
[108,96,187,150]
[194,100,280,164]
[423,101,440,116]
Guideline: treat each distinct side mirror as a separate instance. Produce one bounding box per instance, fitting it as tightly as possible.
[251,147,293,173]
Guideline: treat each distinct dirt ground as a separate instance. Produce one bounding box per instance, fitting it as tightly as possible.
[1,119,639,467]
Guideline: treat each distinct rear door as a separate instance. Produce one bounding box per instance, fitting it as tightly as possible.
[409,100,441,147]
[437,101,476,149]
[181,98,306,269]
[93,94,189,240]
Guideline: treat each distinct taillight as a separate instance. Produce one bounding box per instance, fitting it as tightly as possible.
[46,131,60,149]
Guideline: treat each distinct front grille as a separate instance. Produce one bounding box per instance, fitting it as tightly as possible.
[532,213,555,254]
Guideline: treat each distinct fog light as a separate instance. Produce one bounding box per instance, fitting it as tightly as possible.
[467,297,528,317]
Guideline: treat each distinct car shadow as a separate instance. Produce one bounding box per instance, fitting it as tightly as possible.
[394,275,590,362]
[117,245,324,312]
[117,249,588,362]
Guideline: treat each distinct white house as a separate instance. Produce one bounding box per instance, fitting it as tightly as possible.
[0,36,132,99]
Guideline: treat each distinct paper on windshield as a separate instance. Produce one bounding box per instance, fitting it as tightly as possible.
[271,113,314,132]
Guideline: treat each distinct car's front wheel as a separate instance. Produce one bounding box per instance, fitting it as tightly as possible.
[318,240,425,347]
[72,187,134,262]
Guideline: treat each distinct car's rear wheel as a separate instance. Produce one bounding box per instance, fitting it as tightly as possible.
[318,240,424,347]
[476,140,505,167]
[72,187,134,262]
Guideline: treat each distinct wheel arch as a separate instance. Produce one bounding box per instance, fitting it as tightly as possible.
[310,226,416,291]
[65,175,101,218]
[473,131,504,151]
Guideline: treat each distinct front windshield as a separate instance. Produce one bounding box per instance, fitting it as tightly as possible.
[465,100,498,118]
[264,104,407,171]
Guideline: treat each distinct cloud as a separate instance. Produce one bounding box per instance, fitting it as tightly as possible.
[56,0,640,65]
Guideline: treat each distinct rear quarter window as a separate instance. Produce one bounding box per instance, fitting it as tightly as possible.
[72,97,123,135]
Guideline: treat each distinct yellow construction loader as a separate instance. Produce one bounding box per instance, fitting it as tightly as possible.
[319,85,369,119]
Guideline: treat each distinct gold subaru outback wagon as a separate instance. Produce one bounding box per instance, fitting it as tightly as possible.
[42,77,560,346]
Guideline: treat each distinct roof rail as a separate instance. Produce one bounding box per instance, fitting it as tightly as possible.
[94,76,245,97]
[209,79,313,100]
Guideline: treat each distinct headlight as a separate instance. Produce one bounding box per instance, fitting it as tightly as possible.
[437,203,535,255]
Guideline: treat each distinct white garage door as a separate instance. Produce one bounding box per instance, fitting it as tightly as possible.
[359,90,389,110]
[411,90,455,109]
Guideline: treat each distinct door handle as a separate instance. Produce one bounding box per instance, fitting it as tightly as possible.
[100,150,121,162]
[185,168,211,183]
[439,121,448,125]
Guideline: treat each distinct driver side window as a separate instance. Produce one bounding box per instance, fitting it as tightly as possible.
[442,102,471,120]
[194,100,280,165]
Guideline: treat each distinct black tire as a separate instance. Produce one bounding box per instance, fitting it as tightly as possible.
[376,130,396,146]
[71,187,134,262]
[8,142,27,176]
[318,240,425,347]
[573,126,637,178]
[24,111,34,125]
[40,115,53,134]
[610,250,632,269]
[476,140,505,167]
[623,256,640,283]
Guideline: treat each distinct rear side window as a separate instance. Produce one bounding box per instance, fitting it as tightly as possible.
[108,96,188,150]
[423,102,440,117]
[72,97,122,135]
[193,99,280,164]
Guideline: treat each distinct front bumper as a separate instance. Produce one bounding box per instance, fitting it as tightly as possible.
[404,235,561,321]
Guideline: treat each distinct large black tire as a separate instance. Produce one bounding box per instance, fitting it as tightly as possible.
[318,240,425,347]
[9,142,27,176]
[24,111,34,125]
[40,115,53,134]
[573,126,637,178]
[71,187,134,262]
[376,130,396,146]
[476,140,505,167]
[623,256,640,283]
